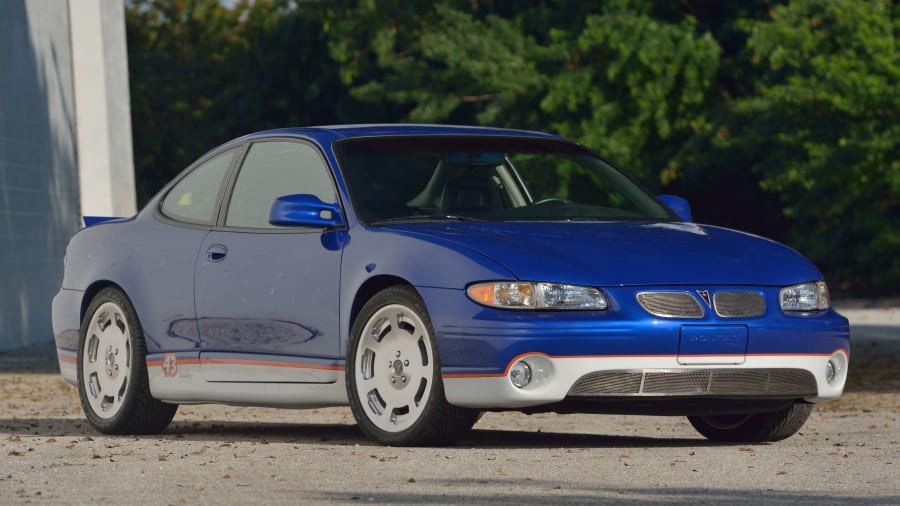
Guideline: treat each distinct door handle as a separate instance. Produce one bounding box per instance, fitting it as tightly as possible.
[206,244,227,262]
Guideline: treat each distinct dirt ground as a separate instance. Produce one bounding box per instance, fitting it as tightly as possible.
[1,314,897,505]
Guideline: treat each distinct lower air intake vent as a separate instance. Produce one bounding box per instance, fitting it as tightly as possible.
[569,369,817,397]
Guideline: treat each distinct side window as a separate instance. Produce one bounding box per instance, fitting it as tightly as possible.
[161,150,236,224]
[226,141,337,229]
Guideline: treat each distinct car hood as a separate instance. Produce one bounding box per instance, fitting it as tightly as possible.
[381,221,822,286]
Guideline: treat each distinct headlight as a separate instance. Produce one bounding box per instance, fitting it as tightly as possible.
[466,281,608,310]
[780,281,830,311]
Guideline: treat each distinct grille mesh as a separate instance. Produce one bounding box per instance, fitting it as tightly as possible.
[636,292,704,318]
[565,372,643,395]
[642,371,710,393]
[714,292,766,318]
[569,369,817,397]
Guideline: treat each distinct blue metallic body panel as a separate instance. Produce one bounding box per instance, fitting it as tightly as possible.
[379,221,822,287]
[55,212,206,355]
[337,224,516,353]
[195,230,342,359]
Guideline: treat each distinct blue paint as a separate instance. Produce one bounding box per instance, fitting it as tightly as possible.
[269,194,344,228]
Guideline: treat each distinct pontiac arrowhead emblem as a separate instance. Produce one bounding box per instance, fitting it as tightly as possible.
[697,290,712,308]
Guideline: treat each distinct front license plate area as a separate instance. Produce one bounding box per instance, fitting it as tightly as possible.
[678,325,748,365]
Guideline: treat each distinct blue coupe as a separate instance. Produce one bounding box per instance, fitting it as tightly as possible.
[52,125,850,445]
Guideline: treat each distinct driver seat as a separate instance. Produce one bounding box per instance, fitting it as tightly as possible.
[441,176,503,214]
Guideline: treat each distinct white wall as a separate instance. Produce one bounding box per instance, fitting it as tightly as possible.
[71,0,136,217]
[0,0,135,351]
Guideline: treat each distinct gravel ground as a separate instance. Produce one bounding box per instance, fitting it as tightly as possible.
[1,306,897,505]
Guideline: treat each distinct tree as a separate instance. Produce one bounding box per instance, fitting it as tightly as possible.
[724,0,899,291]
[126,0,351,202]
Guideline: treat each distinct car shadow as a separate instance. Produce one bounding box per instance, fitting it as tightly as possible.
[0,416,735,449]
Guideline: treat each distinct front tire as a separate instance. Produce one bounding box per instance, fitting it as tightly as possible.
[346,285,478,445]
[688,403,813,442]
[77,287,177,434]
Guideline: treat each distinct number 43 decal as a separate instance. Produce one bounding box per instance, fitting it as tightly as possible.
[161,353,178,377]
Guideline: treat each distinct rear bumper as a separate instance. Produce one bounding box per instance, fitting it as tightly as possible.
[52,288,83,386]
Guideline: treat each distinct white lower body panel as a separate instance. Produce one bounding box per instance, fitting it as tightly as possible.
[442,351,848,409]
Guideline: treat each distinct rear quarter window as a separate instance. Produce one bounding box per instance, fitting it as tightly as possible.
[160,150,236,224]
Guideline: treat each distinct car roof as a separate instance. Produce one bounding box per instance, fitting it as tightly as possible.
[236,124,566,143]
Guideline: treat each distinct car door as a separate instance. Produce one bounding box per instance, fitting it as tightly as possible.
[195,139,344,383]
[145,147,240,355]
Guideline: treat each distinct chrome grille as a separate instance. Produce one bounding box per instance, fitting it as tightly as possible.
[636,292,704,318]
[565,372,643,395]
[569,369,817,397]
[714,292,766,318]
[642,371,710,394]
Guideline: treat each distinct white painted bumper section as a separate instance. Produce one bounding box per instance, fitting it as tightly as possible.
[57,350,77,386]
[442,351,849,409]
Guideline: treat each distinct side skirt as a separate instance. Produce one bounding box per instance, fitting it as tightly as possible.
[146,353,349,408]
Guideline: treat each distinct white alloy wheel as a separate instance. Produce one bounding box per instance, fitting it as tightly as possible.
[77,287,177,434]
[81,301,132,419]
[346,285,479,445]
[354,303,435,433]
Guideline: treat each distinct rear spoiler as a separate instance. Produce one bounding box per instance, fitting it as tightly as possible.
[83,216,123,227]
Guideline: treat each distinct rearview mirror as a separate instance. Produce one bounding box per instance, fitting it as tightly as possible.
[269,194,344,228]
[657,194,692,222]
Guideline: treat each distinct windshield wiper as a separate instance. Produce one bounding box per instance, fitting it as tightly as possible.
[369,214,485,226]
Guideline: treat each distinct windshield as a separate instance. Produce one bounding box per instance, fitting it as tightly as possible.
[336,136,675,225]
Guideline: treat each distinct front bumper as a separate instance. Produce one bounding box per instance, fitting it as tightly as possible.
[418,286,850,411]
[442,351,848,409]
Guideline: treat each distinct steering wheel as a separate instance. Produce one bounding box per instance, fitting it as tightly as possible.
[532,197,573,206]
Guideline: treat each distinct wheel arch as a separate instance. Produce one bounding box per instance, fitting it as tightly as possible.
[349,275,415,335]
[80,280,125,323]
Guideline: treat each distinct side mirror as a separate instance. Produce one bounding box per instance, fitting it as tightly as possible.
[269,194,345,228]
[657,194,692,222]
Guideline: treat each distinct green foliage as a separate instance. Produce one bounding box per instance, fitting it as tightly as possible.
[540,6,721,182]
[336,3,546,126]
[125,0,900,293]
[726,0,899,291]
[126,0,352,201]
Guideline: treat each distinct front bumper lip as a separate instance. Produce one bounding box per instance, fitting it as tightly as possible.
[442,349,848,409]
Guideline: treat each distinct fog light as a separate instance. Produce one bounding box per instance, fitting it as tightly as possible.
[825,360,836,384]
[509,361,532,388]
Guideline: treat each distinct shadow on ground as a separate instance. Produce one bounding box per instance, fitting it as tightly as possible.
[308,484,900,505]
[0,416,737,448]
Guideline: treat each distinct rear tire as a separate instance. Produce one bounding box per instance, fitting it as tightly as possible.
[346,285,479,446]
[688,403,813,442]
[77,287,177,434]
